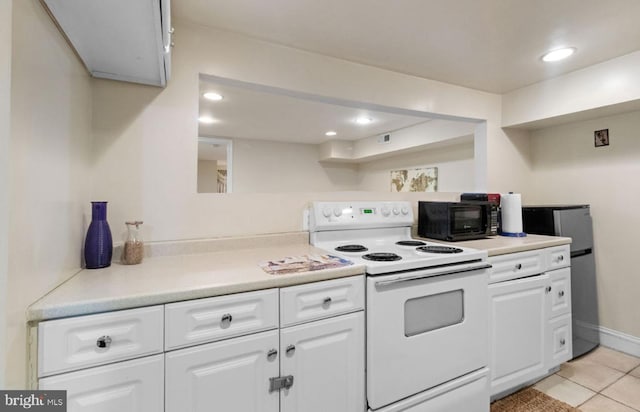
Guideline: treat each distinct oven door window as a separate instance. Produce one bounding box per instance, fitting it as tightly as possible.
[404,290,464,337]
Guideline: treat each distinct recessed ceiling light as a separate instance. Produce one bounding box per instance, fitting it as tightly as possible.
[542,47,576,62]
[198,116,216,124]
[355,116,373,125]
[325,131,337,136]
[203,92,223,101]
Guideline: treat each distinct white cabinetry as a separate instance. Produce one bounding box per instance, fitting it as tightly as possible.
[36,276,364,412]
[488,246,572,398]
[546,267,572,368]
[280,312,364,412]
[42,0,172,87]
[488,274,549,395]
[164,275,365,412]
[38,305,164,377]
[39,353,164,412]
[165,330,280,412]
[36,306,165,412]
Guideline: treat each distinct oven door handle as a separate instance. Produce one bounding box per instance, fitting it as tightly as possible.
[374,263,492,287]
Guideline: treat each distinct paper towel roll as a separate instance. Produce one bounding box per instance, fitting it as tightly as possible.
[501,193,523,235]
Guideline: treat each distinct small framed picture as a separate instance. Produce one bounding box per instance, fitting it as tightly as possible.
[594,129,609,147]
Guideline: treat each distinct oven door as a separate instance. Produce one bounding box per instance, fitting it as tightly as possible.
[367,262,490,410]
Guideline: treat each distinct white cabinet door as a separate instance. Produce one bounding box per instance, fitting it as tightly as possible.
[489,274,549,396]
[39,354,164,412]
[165,330,279,412]
[280,312,365,412]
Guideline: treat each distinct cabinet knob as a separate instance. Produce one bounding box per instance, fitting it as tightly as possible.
[96,335,112,349]
[267,349,278,360]
[515,263,522,270]
[560,338,566,346]
[221,313,233,327]
[558,255,564,262]
[546,286,552,293]
[559,290,565,297]
[322,297,332,307]
[286,344,296,356]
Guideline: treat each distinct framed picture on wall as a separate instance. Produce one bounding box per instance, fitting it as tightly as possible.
[594,129,609,147]
[390,167,438,192]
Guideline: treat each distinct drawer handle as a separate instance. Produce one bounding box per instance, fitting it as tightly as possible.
[267,349,278,360]
[286,344,296,356]
[557,255,564,262]
[560,338,566,346]
[96,336,112,349]
[322,297,332,307]
[546,286,552,293]
[515,263,522,270]
[559,290,565,297]
[221,313,233,326]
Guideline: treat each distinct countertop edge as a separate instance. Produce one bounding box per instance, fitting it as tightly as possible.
[27,264,365,322]
[485,238,572,256]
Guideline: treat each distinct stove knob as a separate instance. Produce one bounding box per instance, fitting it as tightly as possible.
[381,206,390,217]
[322,207,331,218]
[392,207,400,215]
[333,208,342,217]
[401,206,409,215]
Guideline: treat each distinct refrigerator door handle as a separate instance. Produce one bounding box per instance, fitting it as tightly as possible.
[571,248,593,258]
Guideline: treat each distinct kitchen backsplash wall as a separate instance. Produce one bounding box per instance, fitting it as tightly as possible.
[6,0,93,388]
[528,109,640,340]
[90,19,526,245]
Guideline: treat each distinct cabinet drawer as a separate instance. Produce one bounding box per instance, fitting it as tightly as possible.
[38,306,164,377]
[280,276,364,327]
[549,267,571,318]
[39,354,164,412]
[547,314,572,368]
[546,245,571,271]
[488,250,545,284]
[165,288,278,350]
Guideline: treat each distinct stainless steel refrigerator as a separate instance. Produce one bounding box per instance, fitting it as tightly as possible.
[522,204,599,359]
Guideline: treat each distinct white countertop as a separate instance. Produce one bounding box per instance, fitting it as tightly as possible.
[29,233,570,322]
[416,233,572,256]
[28,242,364,322]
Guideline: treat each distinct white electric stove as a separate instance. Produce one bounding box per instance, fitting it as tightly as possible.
[310,201,491,412]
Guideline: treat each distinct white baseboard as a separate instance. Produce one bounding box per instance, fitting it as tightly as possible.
[575,320,640,358]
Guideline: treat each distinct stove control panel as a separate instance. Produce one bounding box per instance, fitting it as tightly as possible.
[309,201,414,231]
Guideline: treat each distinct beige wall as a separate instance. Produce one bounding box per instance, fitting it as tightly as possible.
[197,159,219,193]
[6,0,92,388]
[503,51,640,128]
[0,0,12,389]
[90,20,527,244]
[232,139,359,193]
[357,142,475,192]
[528,110,640,337]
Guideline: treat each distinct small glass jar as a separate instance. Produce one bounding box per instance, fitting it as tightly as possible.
[122,221,144,265]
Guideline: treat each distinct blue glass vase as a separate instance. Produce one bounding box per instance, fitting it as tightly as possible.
[84,201,113,269]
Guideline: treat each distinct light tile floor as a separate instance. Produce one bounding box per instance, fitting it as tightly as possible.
[533,346,640,411]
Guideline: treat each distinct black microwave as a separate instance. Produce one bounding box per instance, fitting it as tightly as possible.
[418,201,496,241]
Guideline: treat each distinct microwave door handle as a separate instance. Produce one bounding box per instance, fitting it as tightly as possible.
[374,263,492,287]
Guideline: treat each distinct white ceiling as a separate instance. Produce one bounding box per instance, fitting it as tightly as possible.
[199,78,438,143]
[176,0,640,93]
